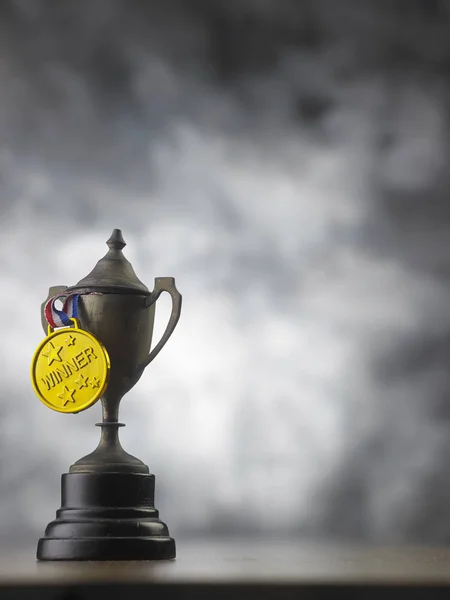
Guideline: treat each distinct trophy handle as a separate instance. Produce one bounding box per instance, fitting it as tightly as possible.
[138,277,182,372]
[40,286,68,333]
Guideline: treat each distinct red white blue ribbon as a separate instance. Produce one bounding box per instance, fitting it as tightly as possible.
[45,290,104,329]
[45,293,80,328]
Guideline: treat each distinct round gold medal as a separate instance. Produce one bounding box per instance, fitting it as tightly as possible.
[31,319,110,414]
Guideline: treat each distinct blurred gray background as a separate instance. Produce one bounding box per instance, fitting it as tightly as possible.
[1,0,450,546]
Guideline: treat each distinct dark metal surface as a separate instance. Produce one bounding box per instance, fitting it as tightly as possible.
[37,229,182,560]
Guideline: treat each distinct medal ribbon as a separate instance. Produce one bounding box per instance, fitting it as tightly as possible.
[45,291,102,329]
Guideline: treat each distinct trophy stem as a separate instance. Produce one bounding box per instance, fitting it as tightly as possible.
[96,397,125,454]
[101,395,121,423]
[69,395,149,475]
[97,421,125,449]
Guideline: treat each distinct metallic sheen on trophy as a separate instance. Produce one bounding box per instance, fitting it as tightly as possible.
[31,229,182,560]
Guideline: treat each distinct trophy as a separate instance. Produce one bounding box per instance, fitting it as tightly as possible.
[31,229,182,560]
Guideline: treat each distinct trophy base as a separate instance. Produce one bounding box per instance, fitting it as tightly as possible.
[37,472,175,561]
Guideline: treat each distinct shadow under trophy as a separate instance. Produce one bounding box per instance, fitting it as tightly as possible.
[33,229,182,561]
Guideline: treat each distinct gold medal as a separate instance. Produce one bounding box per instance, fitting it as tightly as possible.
[31,318,110,414]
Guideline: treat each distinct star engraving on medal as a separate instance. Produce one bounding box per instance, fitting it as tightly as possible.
[91,376,100,389]
[42,341,63,365]
[75,373,89,389]
[57,385,76,406]
[65,334,76,346]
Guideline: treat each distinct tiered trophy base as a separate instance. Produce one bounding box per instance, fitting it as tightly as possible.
[37,472,175,561]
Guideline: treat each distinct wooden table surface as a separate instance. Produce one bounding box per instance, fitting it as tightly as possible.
[3,539,450,598]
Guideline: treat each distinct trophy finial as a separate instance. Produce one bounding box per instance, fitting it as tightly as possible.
[107,229,126,251]
[67,229,150,294]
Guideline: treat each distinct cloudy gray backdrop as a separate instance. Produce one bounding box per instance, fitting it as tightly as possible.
[1,0,450,546]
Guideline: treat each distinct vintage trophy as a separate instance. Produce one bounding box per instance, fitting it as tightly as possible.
[31,229,182,561]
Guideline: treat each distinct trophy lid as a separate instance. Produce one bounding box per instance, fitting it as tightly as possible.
[67,229,150,295]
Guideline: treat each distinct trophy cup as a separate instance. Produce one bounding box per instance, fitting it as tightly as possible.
[32,229,182,561]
